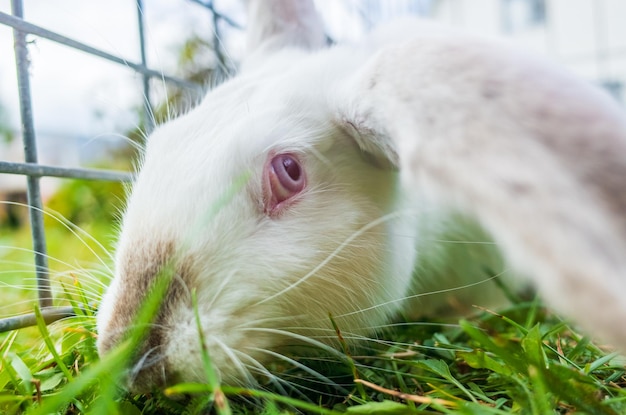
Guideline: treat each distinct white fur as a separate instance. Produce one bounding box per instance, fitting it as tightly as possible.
[97,0,626,391]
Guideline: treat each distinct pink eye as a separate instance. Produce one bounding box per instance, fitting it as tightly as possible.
[264,153,306,215]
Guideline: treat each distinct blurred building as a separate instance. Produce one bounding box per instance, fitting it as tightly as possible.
[329,0,624,102]
[420,0,624,102]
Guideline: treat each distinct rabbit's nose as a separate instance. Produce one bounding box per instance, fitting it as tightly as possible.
[125,345,169,393]
[96,240,196,390]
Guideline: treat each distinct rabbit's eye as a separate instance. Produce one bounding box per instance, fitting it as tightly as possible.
[274,154,302,184]
[270,154,305,202]
[264,153,306,215]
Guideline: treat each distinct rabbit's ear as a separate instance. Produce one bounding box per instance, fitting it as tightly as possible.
[344,35,626,349]
[245,0,326,56]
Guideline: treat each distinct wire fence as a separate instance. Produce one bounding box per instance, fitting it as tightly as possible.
[0,0,232,332]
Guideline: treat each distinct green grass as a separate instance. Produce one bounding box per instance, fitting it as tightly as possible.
[0,195,625,414]
[1,270,625,413]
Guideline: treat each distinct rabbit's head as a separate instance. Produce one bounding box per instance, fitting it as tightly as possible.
[96,0,417,392]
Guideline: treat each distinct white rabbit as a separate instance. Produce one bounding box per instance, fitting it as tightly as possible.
[96,0,626,393]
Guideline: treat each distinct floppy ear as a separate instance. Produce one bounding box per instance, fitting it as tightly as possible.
[344,35,626,349]
[245,0,326,56]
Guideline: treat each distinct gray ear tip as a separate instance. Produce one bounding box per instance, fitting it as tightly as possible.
[246,0,327,56]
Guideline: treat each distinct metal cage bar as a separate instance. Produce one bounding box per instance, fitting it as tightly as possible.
[11,0,52,309]
[137,0,155,135]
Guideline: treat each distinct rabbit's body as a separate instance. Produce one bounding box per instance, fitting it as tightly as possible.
[96,0,626,392]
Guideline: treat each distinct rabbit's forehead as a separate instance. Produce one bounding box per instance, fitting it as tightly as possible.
[148,80,333,165]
